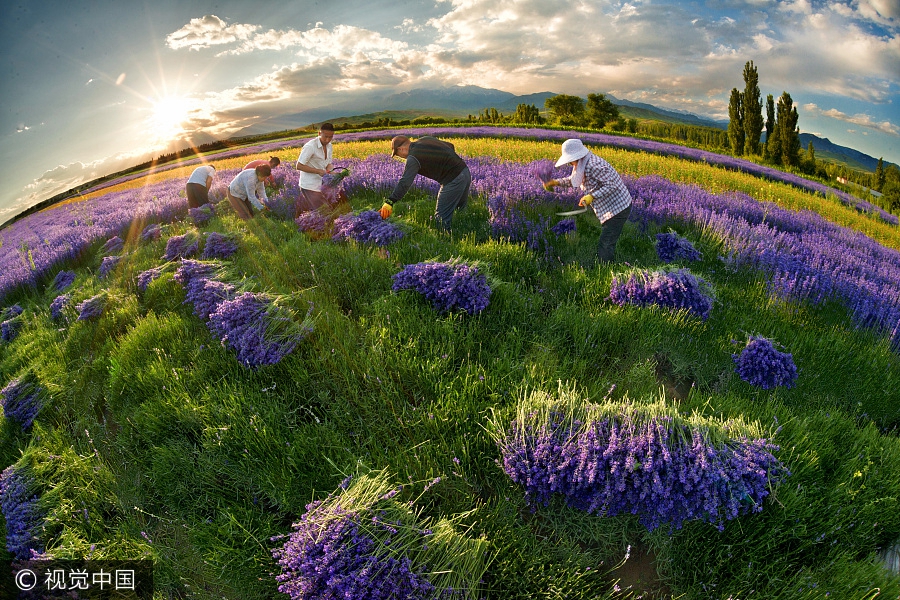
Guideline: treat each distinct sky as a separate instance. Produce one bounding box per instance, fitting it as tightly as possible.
[1,0,898,224]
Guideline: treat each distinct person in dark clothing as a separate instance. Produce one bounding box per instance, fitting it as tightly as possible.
[380,135,471,231]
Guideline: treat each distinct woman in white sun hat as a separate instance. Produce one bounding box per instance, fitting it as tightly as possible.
[544,138,632,263]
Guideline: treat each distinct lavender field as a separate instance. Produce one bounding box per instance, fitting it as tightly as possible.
[2,133,900,599]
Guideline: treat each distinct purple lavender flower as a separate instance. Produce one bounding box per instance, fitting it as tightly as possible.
[487,194,555,257]
[550,219,577,236]
[201,232,239,260]
[392,261,492,315]
[272,472,485,600]
[494,402,789,532]
[1,305,24,342]
[733,336,799,389]
[1,317,22,343]
[295,210,329,235]
[164,233,200,261]
[207,292,311,368]
[98,255,121,279]
[609,267,714,320]
[529,159,555,183]
[136,267,164,292]
[173,259,217,287]
[656,231,702,263]
[1,378,42,430]
[76,293,105,321]
[332,210,404,246]
[189,203,216,226]
[2,305,23,319]
[52,270,76,291]
[0,465,45,559]
[140,223,162,243]
[50,294,70,321]
[185,278,237,321]
[100,235,124,255]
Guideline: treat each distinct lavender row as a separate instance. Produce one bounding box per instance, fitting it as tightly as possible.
[0,170,212,300]
[327,127,896,225]
[625,175,900,348]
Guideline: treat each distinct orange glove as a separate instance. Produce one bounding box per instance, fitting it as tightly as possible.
[379,202,394,219]
[579,194,594,206]
[543,179,559,192]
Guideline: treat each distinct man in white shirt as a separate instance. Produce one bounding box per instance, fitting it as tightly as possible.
[227,165,271,220]
[295,123,335,218]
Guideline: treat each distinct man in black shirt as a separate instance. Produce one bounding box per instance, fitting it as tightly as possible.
[380,135,471,231]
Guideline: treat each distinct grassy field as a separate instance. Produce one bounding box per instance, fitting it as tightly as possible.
[2,137,900,599]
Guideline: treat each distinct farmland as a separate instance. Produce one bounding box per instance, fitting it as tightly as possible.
[2,130,900,599]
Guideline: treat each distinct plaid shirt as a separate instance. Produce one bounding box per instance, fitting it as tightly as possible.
[558,152,632,223]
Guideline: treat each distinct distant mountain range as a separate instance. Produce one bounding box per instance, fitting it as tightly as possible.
[229,85,886,172]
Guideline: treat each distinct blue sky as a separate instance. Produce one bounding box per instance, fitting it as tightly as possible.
[1,0,897,223]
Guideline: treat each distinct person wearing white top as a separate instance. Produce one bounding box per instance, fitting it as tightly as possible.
[227,165,271,220]
[186,165,216,209]
[295,123,335,217]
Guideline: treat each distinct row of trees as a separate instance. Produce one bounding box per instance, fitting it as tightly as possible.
[728,61,801,167]
[467,94,630,131]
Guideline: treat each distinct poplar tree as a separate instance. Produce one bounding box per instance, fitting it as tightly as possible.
[806,141,816,174]
[727,88,745,155]
[742,61,764,155]
[764,94,775,159]
[876,158,885,192]
[775,92,801,167]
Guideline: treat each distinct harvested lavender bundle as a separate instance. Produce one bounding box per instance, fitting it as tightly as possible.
[733,336,798,389]
[393,261,492,315]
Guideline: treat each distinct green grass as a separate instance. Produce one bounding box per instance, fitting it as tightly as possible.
[2,139,900,599]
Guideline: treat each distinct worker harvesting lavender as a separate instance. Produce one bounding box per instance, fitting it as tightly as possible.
[227,164,271,220]
[544,139,632,263]
[295,123,335,218]
[185,164,216,209]
[380,135,471,232]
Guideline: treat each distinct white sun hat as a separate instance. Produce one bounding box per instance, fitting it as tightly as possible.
[555,138,590,167]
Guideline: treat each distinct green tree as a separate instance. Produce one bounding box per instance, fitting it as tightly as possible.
[585,93,619,129]
[728,88,745,155]
[545,94,585,126]
[875,158,885,192]
[884,180,900,214]
[775,91,801,167]
[804,141,817,175]
[512,103,544,124]
[764,94,776,159]
[742,61,764,155]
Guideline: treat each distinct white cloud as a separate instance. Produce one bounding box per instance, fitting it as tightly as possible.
[17,152,152,216]
[166,15,259,51]
[804,102,900,136]
[856,0,900,23]
[157,3,898,142]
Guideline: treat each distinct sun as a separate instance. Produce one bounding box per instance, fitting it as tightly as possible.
[148,96,191,141]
